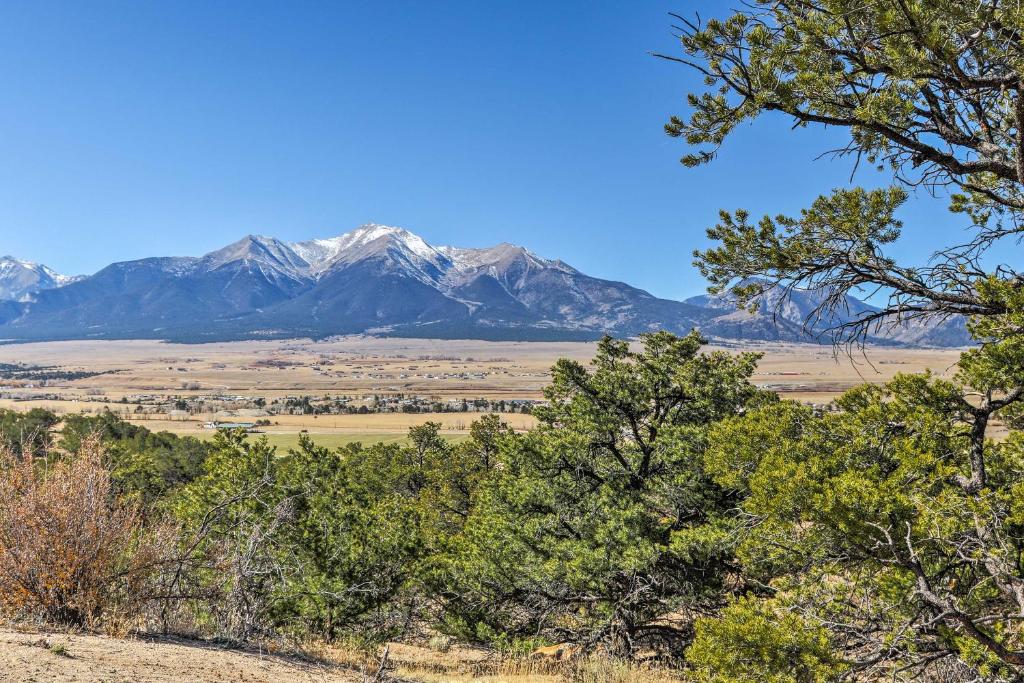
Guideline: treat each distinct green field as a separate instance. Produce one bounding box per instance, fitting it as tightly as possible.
[190,430,469,451]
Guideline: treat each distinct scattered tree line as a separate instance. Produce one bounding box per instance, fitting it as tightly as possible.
[0,362,106,382]
[121,393,537,417]
[271,394,535,416]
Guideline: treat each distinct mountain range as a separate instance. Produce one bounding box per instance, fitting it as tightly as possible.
[0,224,971,347]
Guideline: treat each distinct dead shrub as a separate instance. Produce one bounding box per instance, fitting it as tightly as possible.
[0,436,174,629]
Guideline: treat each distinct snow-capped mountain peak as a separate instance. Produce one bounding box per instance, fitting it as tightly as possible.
[0,256,81,302]
[291,224,392,263]
[290,224,452,278]
[0,256,41,272]
[297,225,582,289]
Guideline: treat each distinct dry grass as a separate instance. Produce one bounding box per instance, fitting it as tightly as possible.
[0,337,589,401]
[326,641,690,683]
[394,654,687,683]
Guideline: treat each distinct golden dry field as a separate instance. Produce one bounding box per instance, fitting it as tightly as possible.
[0,336,965,446]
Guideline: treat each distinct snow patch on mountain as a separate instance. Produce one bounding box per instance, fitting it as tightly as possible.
[291,224,447,275]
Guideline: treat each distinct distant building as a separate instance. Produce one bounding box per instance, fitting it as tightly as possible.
[203,421,257,432]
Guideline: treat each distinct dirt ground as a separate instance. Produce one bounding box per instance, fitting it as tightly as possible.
[0,629,685,683]
[0,629,358,683]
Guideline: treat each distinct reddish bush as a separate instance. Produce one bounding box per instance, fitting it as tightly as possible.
[0,437,171,627]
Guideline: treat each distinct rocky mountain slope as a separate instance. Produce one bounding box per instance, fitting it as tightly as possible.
[0,225,972,346]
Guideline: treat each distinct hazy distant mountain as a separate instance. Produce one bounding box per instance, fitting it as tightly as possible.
[685,283,972,347]
[0,256,81,302]
[869,314,971,348]
[0,225,972,346]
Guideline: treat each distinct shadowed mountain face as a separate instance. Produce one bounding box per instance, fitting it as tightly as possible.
[0,225,971,346]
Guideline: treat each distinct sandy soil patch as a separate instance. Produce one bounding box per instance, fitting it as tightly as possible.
[0,629,357,683]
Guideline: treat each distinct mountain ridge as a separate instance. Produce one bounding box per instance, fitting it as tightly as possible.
[0,225,971,347]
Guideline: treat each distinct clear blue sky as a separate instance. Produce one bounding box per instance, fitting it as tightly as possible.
[0,0,966,300]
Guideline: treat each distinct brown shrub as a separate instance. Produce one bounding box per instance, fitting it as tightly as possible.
[0,437,173,628]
